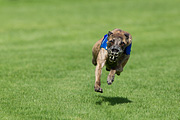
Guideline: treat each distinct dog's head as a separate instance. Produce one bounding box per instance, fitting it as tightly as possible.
[106,30,132,62]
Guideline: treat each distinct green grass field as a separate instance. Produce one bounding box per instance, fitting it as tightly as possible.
[0,0,180,119]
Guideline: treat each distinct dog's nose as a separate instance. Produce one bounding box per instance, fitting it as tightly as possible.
[112,48,119,53]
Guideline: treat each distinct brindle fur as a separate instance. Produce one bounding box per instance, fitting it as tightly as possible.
[92,28,132,93]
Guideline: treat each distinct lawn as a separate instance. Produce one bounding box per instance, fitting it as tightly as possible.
[0,0,179,119]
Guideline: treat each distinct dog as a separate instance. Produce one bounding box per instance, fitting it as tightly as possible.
[92,28,132,93]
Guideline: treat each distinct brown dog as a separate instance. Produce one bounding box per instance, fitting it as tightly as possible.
[92,28,132,93]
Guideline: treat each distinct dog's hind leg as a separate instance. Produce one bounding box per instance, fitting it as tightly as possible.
[107,69,116,85]
[116,54,130,75]
[116,65,123,76]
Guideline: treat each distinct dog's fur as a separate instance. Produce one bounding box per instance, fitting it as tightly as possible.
[92,28,132,93]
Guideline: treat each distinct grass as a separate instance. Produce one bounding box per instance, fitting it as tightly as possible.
[0,0,180,119]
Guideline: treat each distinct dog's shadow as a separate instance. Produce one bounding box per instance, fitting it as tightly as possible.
[96,96,132,106]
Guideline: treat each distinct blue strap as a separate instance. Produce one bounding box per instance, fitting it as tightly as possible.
[100,34,108,50]
[124,43,132,55]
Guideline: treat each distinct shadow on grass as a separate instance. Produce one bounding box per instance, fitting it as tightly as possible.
[96,96,132,106]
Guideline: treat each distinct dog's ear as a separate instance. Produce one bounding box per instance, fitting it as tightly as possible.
[108,31,113,36]
[124,33,129,39]
[124,33,132,44]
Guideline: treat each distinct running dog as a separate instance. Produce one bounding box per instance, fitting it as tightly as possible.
[92,28,132,93]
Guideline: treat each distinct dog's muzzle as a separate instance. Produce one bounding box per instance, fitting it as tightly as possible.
[107,45,123,62]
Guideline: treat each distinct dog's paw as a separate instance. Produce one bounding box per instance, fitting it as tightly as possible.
[107,75,115,85]
[106,67,110,71]
[116,71,120,76]
[94,87,103,93]
[107,80,114,85]
[107,81,112,85]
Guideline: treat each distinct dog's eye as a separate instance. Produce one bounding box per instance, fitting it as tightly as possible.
[120,42,125,46]
[109,40,115,43]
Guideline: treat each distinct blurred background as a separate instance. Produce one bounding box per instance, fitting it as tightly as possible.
[0,0,179,119]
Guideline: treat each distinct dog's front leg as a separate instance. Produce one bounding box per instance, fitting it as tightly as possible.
[94,48,108,93]
[107,69,116,85]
